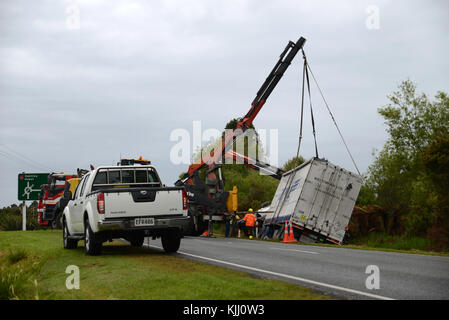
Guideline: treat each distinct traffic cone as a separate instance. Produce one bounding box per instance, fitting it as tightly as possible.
[281,221,289,243]
[281,220,297,243]
[288,221,297,243]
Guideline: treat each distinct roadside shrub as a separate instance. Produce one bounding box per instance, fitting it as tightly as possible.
[0,213,22,231]
[0,250,40,300]
[5,248,28,265]
[349,232,431,251]
[0,209,42,231]
[349,205,386,237]
[0,266,28,299]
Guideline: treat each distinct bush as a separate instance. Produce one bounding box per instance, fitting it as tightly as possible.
[0,213,22,231]
[0,206,42,231]
[0,266,28,300]
[0,249,38,300]
[5,248,28,265]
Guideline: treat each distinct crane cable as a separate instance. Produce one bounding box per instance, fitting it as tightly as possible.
[271,49,363,227]
[303,54,362,176]
[303,51,319,159]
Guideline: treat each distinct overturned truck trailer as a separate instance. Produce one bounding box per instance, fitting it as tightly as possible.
[264,158,363,245]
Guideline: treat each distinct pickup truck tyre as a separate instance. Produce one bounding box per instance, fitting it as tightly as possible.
[161,229,181,253]
[63,218,78,249]
[84,219,102,255]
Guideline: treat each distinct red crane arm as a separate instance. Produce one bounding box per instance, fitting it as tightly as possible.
[177,37,306,186]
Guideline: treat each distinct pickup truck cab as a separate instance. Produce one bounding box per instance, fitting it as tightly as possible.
[62,165,189,255]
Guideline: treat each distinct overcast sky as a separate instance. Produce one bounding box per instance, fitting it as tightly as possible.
[1,0,448,207]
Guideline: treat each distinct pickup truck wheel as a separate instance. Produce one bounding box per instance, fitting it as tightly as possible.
[63,219,78,249]
[161,229,181,253]
[84,219,102,256]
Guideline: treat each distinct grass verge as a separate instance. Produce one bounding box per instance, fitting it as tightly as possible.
[213,227,449,257]
[0,230,332,300]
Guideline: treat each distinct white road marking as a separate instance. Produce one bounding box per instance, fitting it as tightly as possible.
[145,244,395,300]
[270,247,319,255]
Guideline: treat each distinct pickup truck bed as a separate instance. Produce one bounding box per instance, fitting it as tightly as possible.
[62,165,189,255]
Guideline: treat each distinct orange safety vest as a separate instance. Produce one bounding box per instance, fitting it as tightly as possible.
[244,213,257,227]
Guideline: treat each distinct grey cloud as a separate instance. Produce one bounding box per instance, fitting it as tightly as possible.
[1,0,448,207]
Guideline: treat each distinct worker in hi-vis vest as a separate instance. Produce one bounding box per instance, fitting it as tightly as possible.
[243,208,257,237]
[230,212,240,237]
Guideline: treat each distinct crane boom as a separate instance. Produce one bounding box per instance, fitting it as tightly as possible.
[238,37,306,131]
[176,36,306,186]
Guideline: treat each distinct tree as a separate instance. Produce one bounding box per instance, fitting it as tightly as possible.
[282,156,305,172]
[366,80,449,237]
[422,132,449,250]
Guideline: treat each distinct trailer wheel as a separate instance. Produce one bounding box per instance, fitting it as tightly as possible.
[51,214,62,230]
[63,218,78,249]
[185,216,207,236]
[130,235,145,247]
[161,229,181,253]
[84,219,102,255]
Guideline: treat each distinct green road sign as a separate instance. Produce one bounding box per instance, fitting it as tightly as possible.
[18,173,49,201]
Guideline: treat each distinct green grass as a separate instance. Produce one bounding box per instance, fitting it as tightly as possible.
[213,226,449,257]
[0,248,40,300]
[342,233,449,256]
[0,230,332,300]
[5,248,28,265]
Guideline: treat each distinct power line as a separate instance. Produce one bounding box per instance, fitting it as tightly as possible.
[0,149,50,172]
[0,144,52,172]
[0,150,48,172]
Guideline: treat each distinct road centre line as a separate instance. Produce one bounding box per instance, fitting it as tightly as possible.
[269,247,320,254]
[191,237,319,254]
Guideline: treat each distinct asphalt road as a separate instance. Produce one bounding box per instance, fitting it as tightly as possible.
[144,236,449,300]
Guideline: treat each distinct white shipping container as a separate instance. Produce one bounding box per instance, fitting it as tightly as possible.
[264,158,363,244]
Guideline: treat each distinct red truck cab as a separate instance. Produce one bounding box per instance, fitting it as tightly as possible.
[42,173,78,228]
[37,185,49,226]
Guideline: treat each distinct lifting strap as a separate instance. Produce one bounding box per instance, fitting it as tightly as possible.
[294,53,306,166]
[303,51,319,159]
[305,56,362,176]
[295,50,319,163]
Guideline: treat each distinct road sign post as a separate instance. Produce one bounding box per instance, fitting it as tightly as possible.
[22,201,26,231]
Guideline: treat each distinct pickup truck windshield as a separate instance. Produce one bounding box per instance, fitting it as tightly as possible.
[92,167,161,191]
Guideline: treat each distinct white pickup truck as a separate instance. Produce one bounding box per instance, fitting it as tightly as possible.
[62,165,189,255]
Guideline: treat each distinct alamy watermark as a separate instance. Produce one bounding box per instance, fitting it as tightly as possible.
[66,4,80,30]
[169,121,279,172]
[365,5,380,30]
[65,265,80,290]
[365,265,380,290]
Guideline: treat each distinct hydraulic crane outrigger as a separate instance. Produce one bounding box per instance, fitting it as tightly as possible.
[176,36,306,235]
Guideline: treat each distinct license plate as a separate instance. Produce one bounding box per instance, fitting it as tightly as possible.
[134,217,154,227]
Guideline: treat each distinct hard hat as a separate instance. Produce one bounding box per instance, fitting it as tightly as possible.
[248,208,253,212]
